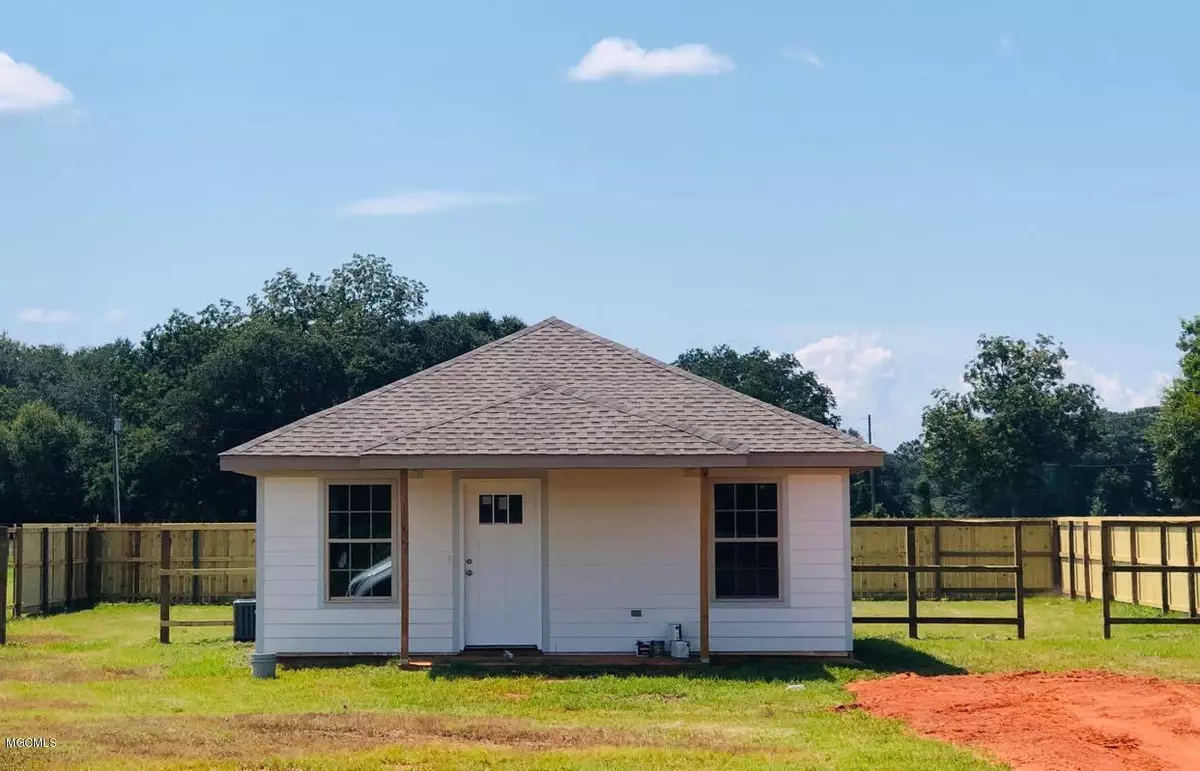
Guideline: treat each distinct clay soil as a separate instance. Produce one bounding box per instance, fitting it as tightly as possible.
[848,670,1200,771]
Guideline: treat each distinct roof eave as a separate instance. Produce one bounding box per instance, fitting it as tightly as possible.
[220,450,884,475]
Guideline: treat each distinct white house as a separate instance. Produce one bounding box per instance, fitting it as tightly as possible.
[220,318,882,668]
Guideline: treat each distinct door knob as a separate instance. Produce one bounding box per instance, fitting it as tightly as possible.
[465,569,474,576]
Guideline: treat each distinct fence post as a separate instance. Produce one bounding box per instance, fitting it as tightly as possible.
[191,529,201,604]
[85,527,99,603]
[931,524,943,600]
[131,530,142,601]
[1,531,8,645]
[1188,524,1197,619]
[1160,524,1170,614]
[39,527,50,615]
[1049,521,1062,593]
[159,529,171,644]
[1082,522,1092,601]
[905,524,918,639]
[12,525,22,619]
[64,526,74,610]
[1067,521,1077,600]
[1014,523,1025,640]
[1129,525,1139,605]
[1101,521,1113,639]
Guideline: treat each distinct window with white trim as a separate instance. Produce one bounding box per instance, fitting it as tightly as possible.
[713,482,780,599]
[327,483,393,599]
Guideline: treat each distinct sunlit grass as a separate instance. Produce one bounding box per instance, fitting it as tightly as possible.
[2,597,1197,770]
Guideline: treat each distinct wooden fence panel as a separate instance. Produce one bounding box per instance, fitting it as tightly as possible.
[1057,517,1200,613]
[852,520,1054,600]
[6,524,256,612]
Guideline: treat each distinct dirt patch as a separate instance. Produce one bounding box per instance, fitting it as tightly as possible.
[0,696,90,711]
[31,712,749,763]
[0,661,159,683]
[848,669,1200,771]
[12,632,76,644]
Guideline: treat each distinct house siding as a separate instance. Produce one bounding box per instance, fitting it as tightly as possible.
[258,472,455,655]
[544,469,851,654]
[546,470,702,654]
[259,468,851,656]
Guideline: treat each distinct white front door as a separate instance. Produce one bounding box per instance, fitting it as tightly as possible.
[462,479,542,647]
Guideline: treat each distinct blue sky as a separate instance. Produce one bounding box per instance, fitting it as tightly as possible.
[2,2,1196,448]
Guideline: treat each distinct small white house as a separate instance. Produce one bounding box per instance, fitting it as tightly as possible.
[220,318,882,663]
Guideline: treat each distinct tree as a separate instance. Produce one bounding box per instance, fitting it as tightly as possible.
[1149,316,1200,509]
[0,401,98,523]
[922,334,1099,517]
[673,345,839,427]
[1080,408,1171,515]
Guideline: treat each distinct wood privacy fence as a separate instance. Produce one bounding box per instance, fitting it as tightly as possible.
[852,519,1028,638]
[6,524,254,617]
[851,519,1056,599]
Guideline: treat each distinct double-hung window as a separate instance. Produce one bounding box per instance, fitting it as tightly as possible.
[327,483,393,599]
[713,482,780,599]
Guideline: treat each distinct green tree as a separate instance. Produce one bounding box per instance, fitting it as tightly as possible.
[0,402,98,523]
[1077,408,1171,515]
[922,334,1099,517]
[1149,316,1200,509]
[673,345,839,426]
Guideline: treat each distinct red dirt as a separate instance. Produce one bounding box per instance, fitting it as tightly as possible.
[847,670,1200,771]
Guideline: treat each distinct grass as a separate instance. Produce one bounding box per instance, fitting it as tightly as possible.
[0,597,1197,770]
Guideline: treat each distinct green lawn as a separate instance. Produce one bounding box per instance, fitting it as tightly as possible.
[1,597,1197,770]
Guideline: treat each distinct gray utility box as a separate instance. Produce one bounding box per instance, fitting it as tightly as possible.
[232,598,256,642]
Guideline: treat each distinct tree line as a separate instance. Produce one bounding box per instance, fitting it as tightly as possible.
[1,254,1197,523]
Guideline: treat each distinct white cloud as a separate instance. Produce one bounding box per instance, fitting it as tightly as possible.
[794,333,895,406]
[103,308,128,322]
[18,308,75,324]
[1065,361,1171,411]
[338,191,525,217]
[567,37,734,81]
[783,47,824,69]
[998,34,1015,55]
[0,52,72,113]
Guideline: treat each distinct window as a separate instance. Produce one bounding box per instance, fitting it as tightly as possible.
[713,482,779,599]
[479,494,523,524]
[327,483,393,599]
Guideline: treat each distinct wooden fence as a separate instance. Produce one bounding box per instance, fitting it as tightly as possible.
[852,519,1026,638]
[1056,517,1200,614]
[7,524,254,617]
[851,519,1056,599]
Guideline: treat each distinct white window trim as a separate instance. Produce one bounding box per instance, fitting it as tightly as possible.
[320,478,399,606]
[709,477,787,605]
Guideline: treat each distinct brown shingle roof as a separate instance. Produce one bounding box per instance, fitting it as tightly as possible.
[222,317,879,461]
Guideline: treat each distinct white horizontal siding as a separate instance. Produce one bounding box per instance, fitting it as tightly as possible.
[543,469,851,655]
[259,473,456,655]
[547,470,700,654]
[710,472,851,653]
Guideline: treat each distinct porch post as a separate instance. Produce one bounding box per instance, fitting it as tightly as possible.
[699,469,711,663]
[399,469,410,662]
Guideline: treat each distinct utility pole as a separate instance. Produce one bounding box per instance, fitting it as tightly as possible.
[112,400,123,525]
[867,414,877,514]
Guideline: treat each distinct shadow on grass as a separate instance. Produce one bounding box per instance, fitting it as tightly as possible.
[279,641,965,682]
[849,637,967,676]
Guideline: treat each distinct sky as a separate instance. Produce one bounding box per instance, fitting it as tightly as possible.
[2,2,1196,449]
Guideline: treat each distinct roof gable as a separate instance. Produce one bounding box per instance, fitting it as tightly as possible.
[222,317,878,461]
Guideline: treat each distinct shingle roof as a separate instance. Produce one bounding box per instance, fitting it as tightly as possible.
[222,317,879,462]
